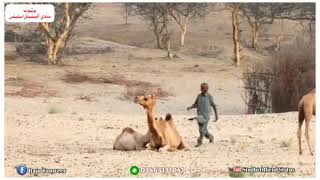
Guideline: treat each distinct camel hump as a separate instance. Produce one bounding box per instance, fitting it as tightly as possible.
[165,113,172,121]
[122,127,135,134]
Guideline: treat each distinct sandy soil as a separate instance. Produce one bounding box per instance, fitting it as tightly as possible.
[4,3,315,177]
[4,50,316,177]
[4,97,316,177]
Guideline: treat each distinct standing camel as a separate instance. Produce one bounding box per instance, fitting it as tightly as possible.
[134,94,185,151]
[297,88,315,155]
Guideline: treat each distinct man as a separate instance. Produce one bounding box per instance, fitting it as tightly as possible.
[187,83,218,147]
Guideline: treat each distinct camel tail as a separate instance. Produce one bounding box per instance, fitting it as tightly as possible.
[165,113,172,121]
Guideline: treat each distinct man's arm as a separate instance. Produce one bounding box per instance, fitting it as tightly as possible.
[210,95,218,121]
[187,96,198,111]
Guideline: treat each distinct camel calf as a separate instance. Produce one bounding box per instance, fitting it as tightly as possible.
[297,88,315,155]
[113,127,151,151]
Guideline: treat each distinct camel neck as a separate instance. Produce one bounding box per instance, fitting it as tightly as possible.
[146,106,159,136]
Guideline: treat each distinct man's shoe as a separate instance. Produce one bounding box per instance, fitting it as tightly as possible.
[209,136,214,143]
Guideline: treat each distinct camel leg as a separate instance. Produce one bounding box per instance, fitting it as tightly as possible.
[297,124,303,155]
[159,144,170,152]
[297,109,304,155]
[167,147,177,152]
[157,144,177,152]
[305,118,313,156]
[147,145,157,151]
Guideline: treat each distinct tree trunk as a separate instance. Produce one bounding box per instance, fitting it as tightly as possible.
[151,17,163,49]
[308,21,314,41]
[251,22,260,50]
[151,7,163,49]
[46,38,55,64]
[180,27,187,47]
[124,6,128,25]
[154,29,163,49]
[39,3,91,65]
[163,4,172,59]
[162,32,172,59]
[179,17,188,47]
[45,30,69,65]
[232,5,240,66]
[275,34,283,52]
[167,38,173,59]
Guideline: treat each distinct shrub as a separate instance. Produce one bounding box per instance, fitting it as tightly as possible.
[271,36,315,112]
[48,104,61,114]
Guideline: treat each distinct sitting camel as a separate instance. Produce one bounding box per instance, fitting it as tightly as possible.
[113,127,151,151]
[297,88,315,156]
[134,94,185,151]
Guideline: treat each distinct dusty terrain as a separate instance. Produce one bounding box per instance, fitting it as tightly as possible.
[4,3,315,177]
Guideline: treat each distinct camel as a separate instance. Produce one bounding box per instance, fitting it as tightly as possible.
[113,127,151,151]
[297,88,315,155]
[134,94,185,151]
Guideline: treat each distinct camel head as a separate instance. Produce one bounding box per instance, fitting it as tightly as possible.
[134,94,156,109]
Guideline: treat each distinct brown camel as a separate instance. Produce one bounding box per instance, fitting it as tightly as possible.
[297,88,315,155]
[134,94,185,151]
[113,127,151,151]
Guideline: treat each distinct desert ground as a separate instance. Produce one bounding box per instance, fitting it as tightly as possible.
[4,3,315,177]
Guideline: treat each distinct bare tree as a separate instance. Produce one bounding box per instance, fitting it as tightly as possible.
[131,3,174,58]
[226,3,315,66]
[274,19,285,52]
[269,3,315,21]
[132,4,162,49]
[271,3,315,51]
[39,3,91,65]
[240,3,315,51]
[123,3,135,24]
[159,3,174,58]
[131,3,213,56]
[171,3,212,47]
[240,3,274,50]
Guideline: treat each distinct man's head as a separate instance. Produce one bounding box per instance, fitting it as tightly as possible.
[200,83,209,94]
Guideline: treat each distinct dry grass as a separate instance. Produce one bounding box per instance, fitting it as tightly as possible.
[122,86,172,100]
[76,94,97,102]
[181,65,206,73]
[6,77,57,98]
[5,77,26,86]
[62,71,98,83]
[280,139,292,148]
[6,83,57,98]
[48,104,62,114]
[63,71,172,100]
